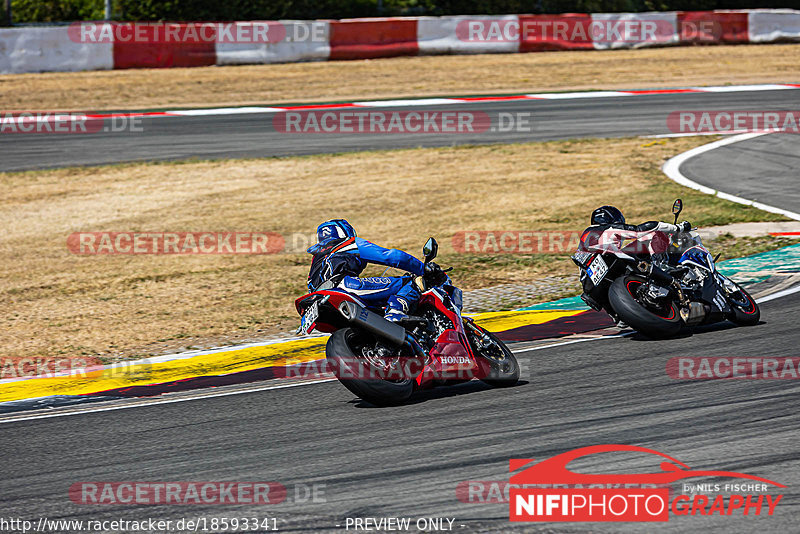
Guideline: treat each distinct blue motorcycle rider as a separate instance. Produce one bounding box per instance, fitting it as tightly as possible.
[306,219,446,322]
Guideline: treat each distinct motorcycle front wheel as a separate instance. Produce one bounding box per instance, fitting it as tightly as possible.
[608,275,682,339]
[326,328,413,406]
[726,281,760,326]
[465,322,520,387]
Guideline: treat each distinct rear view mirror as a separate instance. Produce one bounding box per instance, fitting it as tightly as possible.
[672,199,683,224]
[423,237,438,263]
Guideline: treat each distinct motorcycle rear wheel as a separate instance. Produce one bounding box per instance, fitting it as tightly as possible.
[326,328,413,406]
[608,275,682,339]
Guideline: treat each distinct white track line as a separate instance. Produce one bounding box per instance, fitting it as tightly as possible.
[662,132,800,222]
[755,284,800,304]
[354,98,463,107]
[689,84,796,92]
[166,106,283,115]
[6,84,798,124]
[0,379,338,424]
[526,91,630,99]
[645,130,753,139]
[514,333,632,353]
[2,337,634,423]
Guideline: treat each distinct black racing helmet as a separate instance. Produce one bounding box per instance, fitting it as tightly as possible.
[591,206,625,226]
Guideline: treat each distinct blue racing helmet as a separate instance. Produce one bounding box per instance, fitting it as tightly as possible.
[308,219,356,253]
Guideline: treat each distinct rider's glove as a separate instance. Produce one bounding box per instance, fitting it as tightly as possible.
[424,262,447,287]
[678,221,692,233]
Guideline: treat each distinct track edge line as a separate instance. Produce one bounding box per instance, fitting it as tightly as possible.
[661,132,800,222]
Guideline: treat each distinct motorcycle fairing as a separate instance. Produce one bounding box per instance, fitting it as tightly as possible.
[295,289,367,334]
[415,289,478,388]
[678,245,730,314]
[700,276,732,314]
[416,329,476,386]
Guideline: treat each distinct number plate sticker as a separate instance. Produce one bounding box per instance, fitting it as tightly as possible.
[297,299,321,336]
[586,255,608,285]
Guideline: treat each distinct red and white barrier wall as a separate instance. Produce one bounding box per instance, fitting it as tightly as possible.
[749,9,800,42]
[0,26,113,73]
[216,21,330,65]
[0,10,798,74]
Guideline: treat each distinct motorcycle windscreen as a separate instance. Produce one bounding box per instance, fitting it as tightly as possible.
[679,246,715,271]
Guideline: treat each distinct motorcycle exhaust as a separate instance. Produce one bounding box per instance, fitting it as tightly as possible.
[338,301,407,346]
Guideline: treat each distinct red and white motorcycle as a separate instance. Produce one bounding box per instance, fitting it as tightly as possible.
[295,238,519,406]
[573,199,760,338]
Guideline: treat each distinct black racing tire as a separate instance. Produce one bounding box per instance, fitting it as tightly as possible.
[726,282,761,326]
[326,328,413,406]
[466,323,519,387]
[608,275,682,339]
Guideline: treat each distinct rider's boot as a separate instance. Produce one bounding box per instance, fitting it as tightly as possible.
[384,295,411,323]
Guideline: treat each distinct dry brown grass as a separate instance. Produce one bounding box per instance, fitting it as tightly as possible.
[1,44,798,111]
[0,136,785,362]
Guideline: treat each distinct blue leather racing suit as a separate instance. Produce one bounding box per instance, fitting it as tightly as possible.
[307,236,425,320]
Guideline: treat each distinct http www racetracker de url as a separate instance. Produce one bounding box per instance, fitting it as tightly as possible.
[0,516,280,533]
[0,516,461,532]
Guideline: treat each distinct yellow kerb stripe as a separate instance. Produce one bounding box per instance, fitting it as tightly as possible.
[0,309,583,403]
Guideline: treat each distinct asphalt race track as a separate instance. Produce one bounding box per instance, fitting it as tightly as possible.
[680,133,800,215]
[1,292,798,532]
[0,89,797,172]
[3,86,799,533]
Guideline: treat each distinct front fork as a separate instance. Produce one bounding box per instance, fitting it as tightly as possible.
[463,317,494,353]
[716,273,741,296]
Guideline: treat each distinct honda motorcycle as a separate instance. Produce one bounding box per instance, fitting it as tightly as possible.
[295,238,519,405]
[572,199,760,339]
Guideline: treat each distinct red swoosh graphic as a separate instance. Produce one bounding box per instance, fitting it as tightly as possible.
[510,444,784,488]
